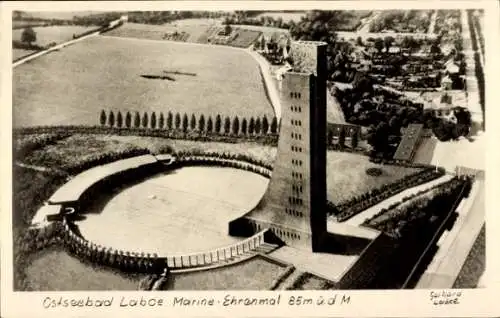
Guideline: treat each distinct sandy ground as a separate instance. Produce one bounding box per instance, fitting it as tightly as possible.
[76,167,268,255]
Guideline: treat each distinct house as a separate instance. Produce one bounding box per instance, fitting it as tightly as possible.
[444,59,460,75]
[441,75,453,90]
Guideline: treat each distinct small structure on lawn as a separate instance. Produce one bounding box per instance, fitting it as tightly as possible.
[393,123,424,163]
[441,75,453,90]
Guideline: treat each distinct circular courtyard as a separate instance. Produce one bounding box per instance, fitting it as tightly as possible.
[75,166,269,255]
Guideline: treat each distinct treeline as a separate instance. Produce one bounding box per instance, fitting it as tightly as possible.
[99,110,279,136]
[127,11,229,25]
[329,166,445,222]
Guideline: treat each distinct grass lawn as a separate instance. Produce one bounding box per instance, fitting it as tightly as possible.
[13,36,273,128]
[453,224,485,288]
[167,256,284,290]
[22,134,277,168]
[12,25,97,47]
[13,48,37,61]
[326,152,421,204]
[24,248,143,291]
[295,274,332,290]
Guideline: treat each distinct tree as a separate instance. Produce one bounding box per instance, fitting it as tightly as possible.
[99,110,107,126]
[351,130,359,149]
[207,116,214,133]
[241,118,248,135]
[224,116,231,134]
[190,114,197,131]
[374,38,384,52]
[262,116,269,134]
[108,110,115,127]
[167,111,173,130]
[198,114,206,132]
[182,113,189,132]
[338,127,346,148]
[430,42,441,55]
[159,112,165,129]
[232,116,240,135]
[142,112,149,128]
[356,36,363,46]
[151,112,157,129]
[270,116,278,134]
[134,111,141,128]
[215,115,222,134]
[21,27,36,46]
[224,23,232,36]
[255,117,262,135]
[248,117,255,134]
[175,113,181,130]
[116,111,123,128]
[125,111,132,128]
[383,36,395,51]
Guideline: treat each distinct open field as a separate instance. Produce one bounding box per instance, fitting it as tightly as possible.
[25,248,142,291]
[326,152,422,204]
[13,36,273,127]
[12,25,97,47]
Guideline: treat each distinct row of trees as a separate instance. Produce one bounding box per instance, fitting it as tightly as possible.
[99,110,279,136]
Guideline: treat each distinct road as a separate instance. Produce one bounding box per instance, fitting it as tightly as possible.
[427,10,438,35]
[342,174,455,226]
[415,179,485,288]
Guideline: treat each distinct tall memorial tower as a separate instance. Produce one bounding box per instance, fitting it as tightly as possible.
[229,41,329,252]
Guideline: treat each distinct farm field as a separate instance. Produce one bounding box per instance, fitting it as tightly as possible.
[326,152,422,204]
[13,35,274,127]
[104,22,215,43]
[12,25,97,47]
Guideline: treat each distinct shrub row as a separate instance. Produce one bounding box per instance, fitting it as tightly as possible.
[61,220,165,274]
[61,147,150,175]
[269,265,295,290]
[364,175,473,237]
[175,150,272,170]
[14,132,71,159]
[331,167,446,222]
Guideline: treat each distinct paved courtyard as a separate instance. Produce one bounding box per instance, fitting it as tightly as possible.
[76,166,268,255]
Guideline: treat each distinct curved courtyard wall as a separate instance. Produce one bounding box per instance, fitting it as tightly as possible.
[37,154,274,274]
